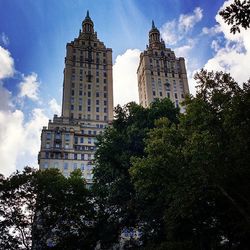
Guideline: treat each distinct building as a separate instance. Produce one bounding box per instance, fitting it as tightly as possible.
[137,21,189,110]
[38,11,113,182]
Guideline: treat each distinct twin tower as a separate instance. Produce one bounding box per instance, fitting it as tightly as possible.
[38,11,189,182]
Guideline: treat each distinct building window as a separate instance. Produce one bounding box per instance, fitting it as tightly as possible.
[71,90,75,96]
[167,92,170,98]
[104,107,107,113]
[159,92,162,97]
[44,162,49,169]
[88,106,91,112]
[80,137,84,143]
[96,92,99,97]
[153,91,156,96]
[46,132,51,140]
[74,136,78,144]
[175,93,178,99]
[87,99,91,105]
[79,105,82,111]
[104,116,107,121]
[64,153,68,159]
[71,105,74,110]
[45,143,50,149]
[88,92,91,97]
[96,115,100,120]
[104,79,106,83]
[73,163,77,170]
[104,93,107,98]
[88,138,92,144]
[64,163,68,170]
[74,154,77,160]
[96,100,99,105]
[70,97,74,104]
[104,100,107,106]
[96,78,99,83]
[81,163,85,170]
[79,90,83,96]
[96,107,99,112]
[175,100,179,107]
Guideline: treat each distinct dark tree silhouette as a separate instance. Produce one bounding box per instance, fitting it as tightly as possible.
[219,0,250,34]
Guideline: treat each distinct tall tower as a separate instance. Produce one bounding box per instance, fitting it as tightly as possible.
[38,11,113,183]
[137,21,189,110]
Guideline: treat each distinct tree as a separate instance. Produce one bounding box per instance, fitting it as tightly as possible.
[219,0,250,34]
[0,168,97,249]
[0,167,37,250]
[93,100,179,248]
[130,70,250,249]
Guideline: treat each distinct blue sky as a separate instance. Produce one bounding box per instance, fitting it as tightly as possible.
[0,0,249,176]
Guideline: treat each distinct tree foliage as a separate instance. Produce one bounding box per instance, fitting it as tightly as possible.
[219,0,250,34]
[130,70,250,249]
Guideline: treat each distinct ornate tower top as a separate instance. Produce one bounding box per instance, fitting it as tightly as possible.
[82,10,94,33]
[149,20,161,48]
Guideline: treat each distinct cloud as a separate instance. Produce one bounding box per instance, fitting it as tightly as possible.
[160,7,203,45]
[179,7,203,33]
[1,32,9,46]
[113,49,141,106]
[19,73,40,101]
[0,86,48,177]
[203,0,250,84]
[49,98,61,115]
[0,46,14,79]
[202,25,221,36]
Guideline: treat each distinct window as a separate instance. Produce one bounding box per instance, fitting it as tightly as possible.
[104,93,107,98]
[104,116,107,121]
[104,107,107,113]
[81,163,85,170]
[79,105,82,111]
[159,92,162,97]
[104,79,106,83]
[64,163,68,170]
[71,105,74,110]
[64,153,68,159]
[96,92,99,97]
[54,162,59,168]
[88,92,91,97]
[96,115,100,120]
[79,90,83,96]
[96,78,99,83]
[74,136,78,144]
[87,99,91,105]
[45,143,50,149]
[71,90,75,96]
[45,152,49,159]
[73,163,77,170]
[175,93,178,99]
[96,107,99,112]
[175,100,179,107]
[104,86,107,91]
[74,154,77,160]
[88,130,92,135]
[153,91,156,96]
[96,100,99,105]
[88,138,92,144]
[65,133,70,141]
[88,106,91,112]
[104,100,107,106]
[46,132,51,140]
[43,162,49,169]
[80,137,84,143]
[70,97,74,104]
[167,92,170,98]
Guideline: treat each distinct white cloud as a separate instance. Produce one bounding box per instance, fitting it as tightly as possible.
[1,32,9,46]
[179,7,203,33]
[19,73,40,101]
[203,0,250,84]
[160,7,203,45]
[202,25,221,36]
[113,49,141,106]
[0,97,48,177]
[174,39,196,58]
[0,83,13,111]
[0,46,14,79]
[49,98,61,115]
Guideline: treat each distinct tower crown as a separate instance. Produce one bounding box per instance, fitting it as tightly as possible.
[82,10,94,33]
[149,20,160,47]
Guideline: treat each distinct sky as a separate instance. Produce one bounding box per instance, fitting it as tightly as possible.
[0,0,249,177]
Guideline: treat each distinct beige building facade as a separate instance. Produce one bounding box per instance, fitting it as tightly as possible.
[137,21,189,110]
[38,11,113,182]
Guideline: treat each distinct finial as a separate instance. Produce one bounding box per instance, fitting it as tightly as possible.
[152,20,155,29]
[86,10,90,18]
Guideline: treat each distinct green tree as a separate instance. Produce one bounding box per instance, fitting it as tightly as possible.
[219,0,250,34]
[0,167,37,250]
[93,100,179,248]
[130,70,250,249]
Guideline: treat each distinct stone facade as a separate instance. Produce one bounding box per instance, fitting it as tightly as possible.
[137,21,189,111]
[38,11,113,182]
